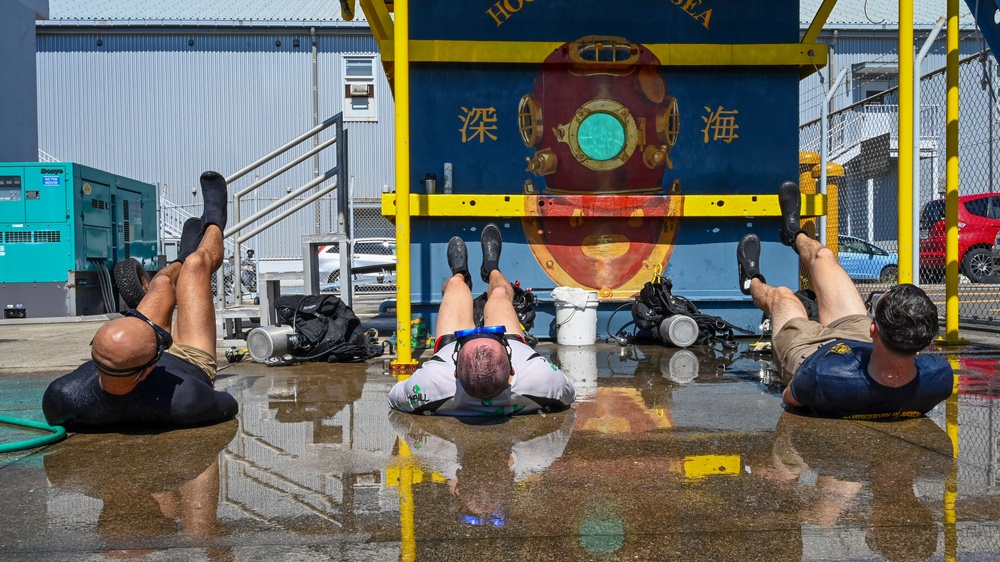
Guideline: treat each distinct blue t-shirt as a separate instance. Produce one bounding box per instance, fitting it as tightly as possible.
[790,340,953,420]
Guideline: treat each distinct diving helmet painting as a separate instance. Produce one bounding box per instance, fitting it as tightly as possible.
[520,36,683,293]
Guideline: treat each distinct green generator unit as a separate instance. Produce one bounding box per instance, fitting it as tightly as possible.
[0,162,158,318]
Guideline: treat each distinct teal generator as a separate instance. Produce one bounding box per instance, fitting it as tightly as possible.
[0,162,158,318]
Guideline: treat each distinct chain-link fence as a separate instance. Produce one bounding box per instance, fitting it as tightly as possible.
[799,48,1000,325]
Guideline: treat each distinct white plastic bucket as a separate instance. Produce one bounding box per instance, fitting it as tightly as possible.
[554,289,599,345]
[557,347,598,397]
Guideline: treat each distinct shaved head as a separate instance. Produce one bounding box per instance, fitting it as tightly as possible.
[92,317,158,394]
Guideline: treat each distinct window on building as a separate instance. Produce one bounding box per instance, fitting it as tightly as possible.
[343,56,377,122]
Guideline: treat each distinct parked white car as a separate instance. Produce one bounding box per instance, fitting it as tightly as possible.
[318,238,396,287]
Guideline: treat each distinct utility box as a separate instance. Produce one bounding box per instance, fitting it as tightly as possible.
[0,162,158,318]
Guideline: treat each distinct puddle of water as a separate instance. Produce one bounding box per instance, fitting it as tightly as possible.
[3,342,999,559]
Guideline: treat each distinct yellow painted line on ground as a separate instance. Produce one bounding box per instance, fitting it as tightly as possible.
[684,454,741,480]
[382,193,825,219]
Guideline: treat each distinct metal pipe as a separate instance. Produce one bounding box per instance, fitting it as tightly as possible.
[236,182,339,243]
[225,170,337,236]
[312,26,321,233]
[232,186,243,302]
[820,67,848,246]
[235,135,338,198]
[913,18,946,286]
[224,115,340,185]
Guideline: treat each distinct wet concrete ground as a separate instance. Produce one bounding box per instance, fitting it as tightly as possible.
[2,317,1000,561]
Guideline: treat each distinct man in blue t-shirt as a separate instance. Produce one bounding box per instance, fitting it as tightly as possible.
[43,171,238,429]
[735,181,953,419]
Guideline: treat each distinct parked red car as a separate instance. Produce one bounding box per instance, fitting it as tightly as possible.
[919,193,1000,283]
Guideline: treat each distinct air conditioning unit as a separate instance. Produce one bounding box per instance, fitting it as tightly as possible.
[346,83,374,97]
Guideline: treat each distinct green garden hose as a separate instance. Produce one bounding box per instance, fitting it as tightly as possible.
[0,414,66,452]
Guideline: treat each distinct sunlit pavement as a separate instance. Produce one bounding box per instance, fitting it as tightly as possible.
[2,318,999,561]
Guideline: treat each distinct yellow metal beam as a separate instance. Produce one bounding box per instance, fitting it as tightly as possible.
[379,40,827,68]
[382,193,826,219]
[358,0,394,47]
[801,0,839,46]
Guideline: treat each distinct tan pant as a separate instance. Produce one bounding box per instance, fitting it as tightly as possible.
[772,314,872,385]
[166,343,218,384]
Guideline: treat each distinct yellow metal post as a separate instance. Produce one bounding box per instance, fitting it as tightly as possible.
[945,0,961,344]
[799,152,820,289]
[898,0,914,284]
[812,162,844,256]
[798,152,820,239]
[392,0,418,372]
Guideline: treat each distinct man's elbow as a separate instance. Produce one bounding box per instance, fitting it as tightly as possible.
[782,385,801,407]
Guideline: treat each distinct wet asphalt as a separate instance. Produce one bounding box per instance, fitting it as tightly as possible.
[2,310,1000,561]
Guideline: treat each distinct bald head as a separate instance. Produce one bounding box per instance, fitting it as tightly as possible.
[92,317,159,394]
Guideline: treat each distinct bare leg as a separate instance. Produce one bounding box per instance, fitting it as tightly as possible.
[482,269,523,338]
[435,274,476,339]
[172,225,225,355]
[794,233,866,325]
[136,262,182,332]
[749,278,809,336]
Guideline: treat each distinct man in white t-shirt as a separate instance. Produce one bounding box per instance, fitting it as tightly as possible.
[388,224,576,416]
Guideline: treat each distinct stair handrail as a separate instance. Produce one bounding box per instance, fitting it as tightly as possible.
[219,113,349,308]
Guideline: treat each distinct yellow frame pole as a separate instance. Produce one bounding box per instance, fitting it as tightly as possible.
[898,0,914,284]
[945,0,961,343]
[392,0,418,372]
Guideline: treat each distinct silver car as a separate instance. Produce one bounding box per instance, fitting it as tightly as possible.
[318,237,397,286]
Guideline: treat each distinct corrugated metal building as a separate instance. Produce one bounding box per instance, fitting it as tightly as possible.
[36,0,395,260]
[798,1,997,255]
[799,0,983,123]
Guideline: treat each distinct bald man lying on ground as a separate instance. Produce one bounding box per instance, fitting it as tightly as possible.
[43,171,238,429]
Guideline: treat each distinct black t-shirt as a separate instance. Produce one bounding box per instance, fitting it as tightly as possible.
[42,354,239,429]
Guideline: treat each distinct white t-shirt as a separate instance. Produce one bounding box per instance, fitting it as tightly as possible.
[387,340,576,416]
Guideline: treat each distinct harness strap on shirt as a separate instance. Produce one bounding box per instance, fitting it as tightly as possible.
[435,333,527,353]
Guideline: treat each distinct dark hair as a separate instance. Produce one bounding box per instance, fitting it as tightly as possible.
[873,284,939,354]
[456,343,511,399]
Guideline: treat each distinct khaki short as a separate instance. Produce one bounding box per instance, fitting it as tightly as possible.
[166,343,218,384]
[772,314,872,385]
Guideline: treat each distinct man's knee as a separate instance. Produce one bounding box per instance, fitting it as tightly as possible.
[180,251,215,279]
[769,285,799,307]
[488,284,513,303]
[808,244,837,265]
[443,274,469,293]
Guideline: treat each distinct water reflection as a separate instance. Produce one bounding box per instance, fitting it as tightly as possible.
[25,350,1000,559]
[759,412,953,561]
[43,421,237,559]
[387,410,575,533]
